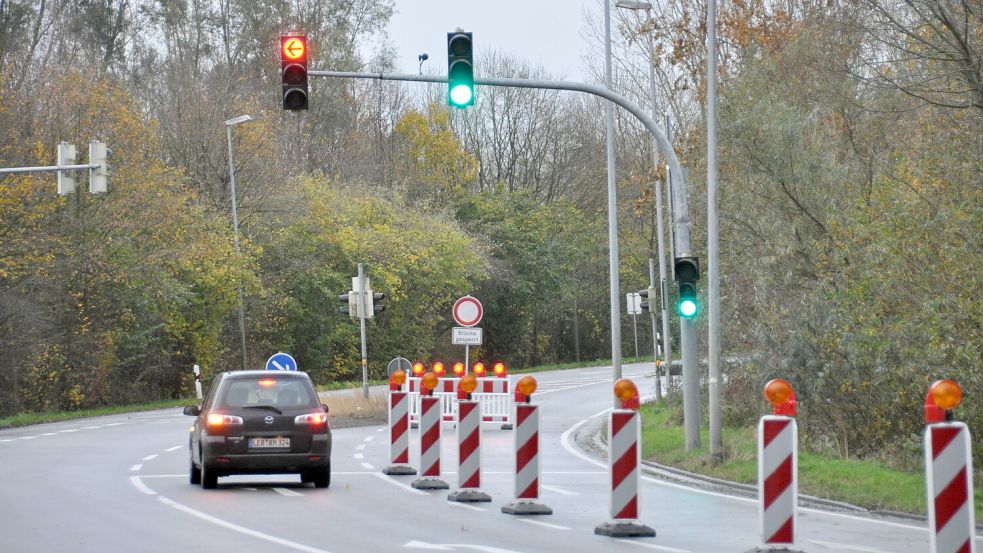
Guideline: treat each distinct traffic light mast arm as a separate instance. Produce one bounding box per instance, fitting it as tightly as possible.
[308,70,688,239]
[0,163,101,174]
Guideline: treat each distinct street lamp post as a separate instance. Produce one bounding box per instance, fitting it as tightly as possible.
[604,0,624,406]
[616,0,673,403]
[225,114,253,371]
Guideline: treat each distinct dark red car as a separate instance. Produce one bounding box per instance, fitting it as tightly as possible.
[183,370,332,489]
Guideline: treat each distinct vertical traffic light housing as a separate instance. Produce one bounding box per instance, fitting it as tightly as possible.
[281,35,309,111]
[339,292,355,319]
[674,256,700,318]
[446,31,474,107]
[372,292,385,316]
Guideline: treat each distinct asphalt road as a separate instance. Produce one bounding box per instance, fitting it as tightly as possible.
[1,364,979,553]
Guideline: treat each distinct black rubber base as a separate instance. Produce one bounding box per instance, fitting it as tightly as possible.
[502,500,553,515]
[381,465,417,476]
[594,521,656,538]
[411,477,449,490]
[743,547,804,553]
[448,489,492,502]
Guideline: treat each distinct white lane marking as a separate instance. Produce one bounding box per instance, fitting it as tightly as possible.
[82,426,101,430]
[541,484,579,496]
[616,539,691,553]
[142,454,158,461]
[19,436,37,440]
[449,502,486,512]
[104,423,123,427]
[156,496,334,553]
[361,462,375,470]
[165,445,183,452]
[131,464,142,472]
[356,444,366,451]
[559,406,935,534]
[518,519,571,531]
[373,472,427,496]
[376,428,384,432]
[537,381,613,397]
[41,432,57,436]
[136,474,186,478]
[129,476,157,496]
[365,435,376,441]
[354,453,364,460]
[273,487,304,497]
[0,439,15,442]
[808,540,894,552]
[58,429,79,433]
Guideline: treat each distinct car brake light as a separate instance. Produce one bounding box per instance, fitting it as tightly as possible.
[294,412,328,425]
[207,413,243,426]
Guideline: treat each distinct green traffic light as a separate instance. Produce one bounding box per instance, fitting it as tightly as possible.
[679,298,698,318]
[449,84,473,106]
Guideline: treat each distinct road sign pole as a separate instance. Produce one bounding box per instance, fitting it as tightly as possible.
[465,344,470,375]
[358,263,369,399]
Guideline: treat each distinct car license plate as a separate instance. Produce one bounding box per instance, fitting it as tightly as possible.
[249,437,290,449]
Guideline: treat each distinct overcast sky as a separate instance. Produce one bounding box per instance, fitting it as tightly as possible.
[372,0,601,81]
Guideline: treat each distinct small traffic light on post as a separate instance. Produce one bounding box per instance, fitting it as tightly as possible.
[57,142,77,195]
[637,287,655,312]
[446,31,474,108]
[372,292,385,316]
[281,35,309,111]
[88,140,108,194]
[674,256,700,318]
[339,292,356,319]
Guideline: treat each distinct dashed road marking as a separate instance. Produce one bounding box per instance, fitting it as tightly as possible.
[373,472,426,496]
[165,445,183,452]
[361,462,374,470]
[142,454,158,461]
[354,453,364,460]
[273,487,304,497]
[129,476,157,496]
[448,502,486,512]
[518,519,570,531]
[541,484,579,496]
[131,464,142,472]
[356,444,366,451]
[615,539,691,553]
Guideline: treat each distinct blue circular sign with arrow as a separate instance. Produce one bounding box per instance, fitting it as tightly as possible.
[265,352,298,371]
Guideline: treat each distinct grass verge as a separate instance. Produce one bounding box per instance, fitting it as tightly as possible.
[0,398,193,430]
[639,401,983,514]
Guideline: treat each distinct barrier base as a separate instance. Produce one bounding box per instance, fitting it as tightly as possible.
[448,489,492,503]
[411,477,449,490]
[743,548,803,553]
[501,423,513,430]
[382,465,417,476]
[594,521,656,538]
[502,500,553,515]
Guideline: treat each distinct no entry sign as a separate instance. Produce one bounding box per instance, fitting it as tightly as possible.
[453,296,483,327]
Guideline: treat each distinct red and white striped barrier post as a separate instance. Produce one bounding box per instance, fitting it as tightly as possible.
[382,370,416,476]
[502,376,552,515]
[924,379,976,553]
[596,379,655,538]
[448,375,491,503]
[412,372,448,490]
[748,378,799,551]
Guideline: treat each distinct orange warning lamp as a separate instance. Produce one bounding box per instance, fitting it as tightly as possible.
[614,378,639,410]
[926,379,962,423]
[433,362,446,377]
[493,362,507,377]
[515,375,537,403]
[458,374,478,399]
[473,362,487,377]
[421,372,439,394]
[412,362,425,376]
[453,362,466,376]
[389,369,407,391]
[764,379,796,416]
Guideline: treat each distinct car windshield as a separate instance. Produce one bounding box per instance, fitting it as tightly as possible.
[216,378,317,410]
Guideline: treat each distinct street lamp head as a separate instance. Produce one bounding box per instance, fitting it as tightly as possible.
[418,52,429,61]
[615,0,652,9]
[225,114,254,127]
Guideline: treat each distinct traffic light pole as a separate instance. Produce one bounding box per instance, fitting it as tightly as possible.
[309,71,694,402]
[648,258,662,402]
[358,263,369,399]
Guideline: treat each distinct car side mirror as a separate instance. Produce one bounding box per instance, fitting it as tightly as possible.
[183,405,201,416]
[321,404,329,413]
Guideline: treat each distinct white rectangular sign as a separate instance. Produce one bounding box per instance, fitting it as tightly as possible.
[626,292,641,315]
[452,327,483,345]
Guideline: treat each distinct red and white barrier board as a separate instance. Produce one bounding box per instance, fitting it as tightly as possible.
[610,410,642,520]
[406,375,513,428]
[412,395,448,489]
[502,403,551,514]
[381,391,416,475]
[447,400,491,502]
[758,415,797,545]
[925,422,976,553]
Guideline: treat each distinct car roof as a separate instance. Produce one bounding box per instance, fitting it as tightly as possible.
[218,370,311,380]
